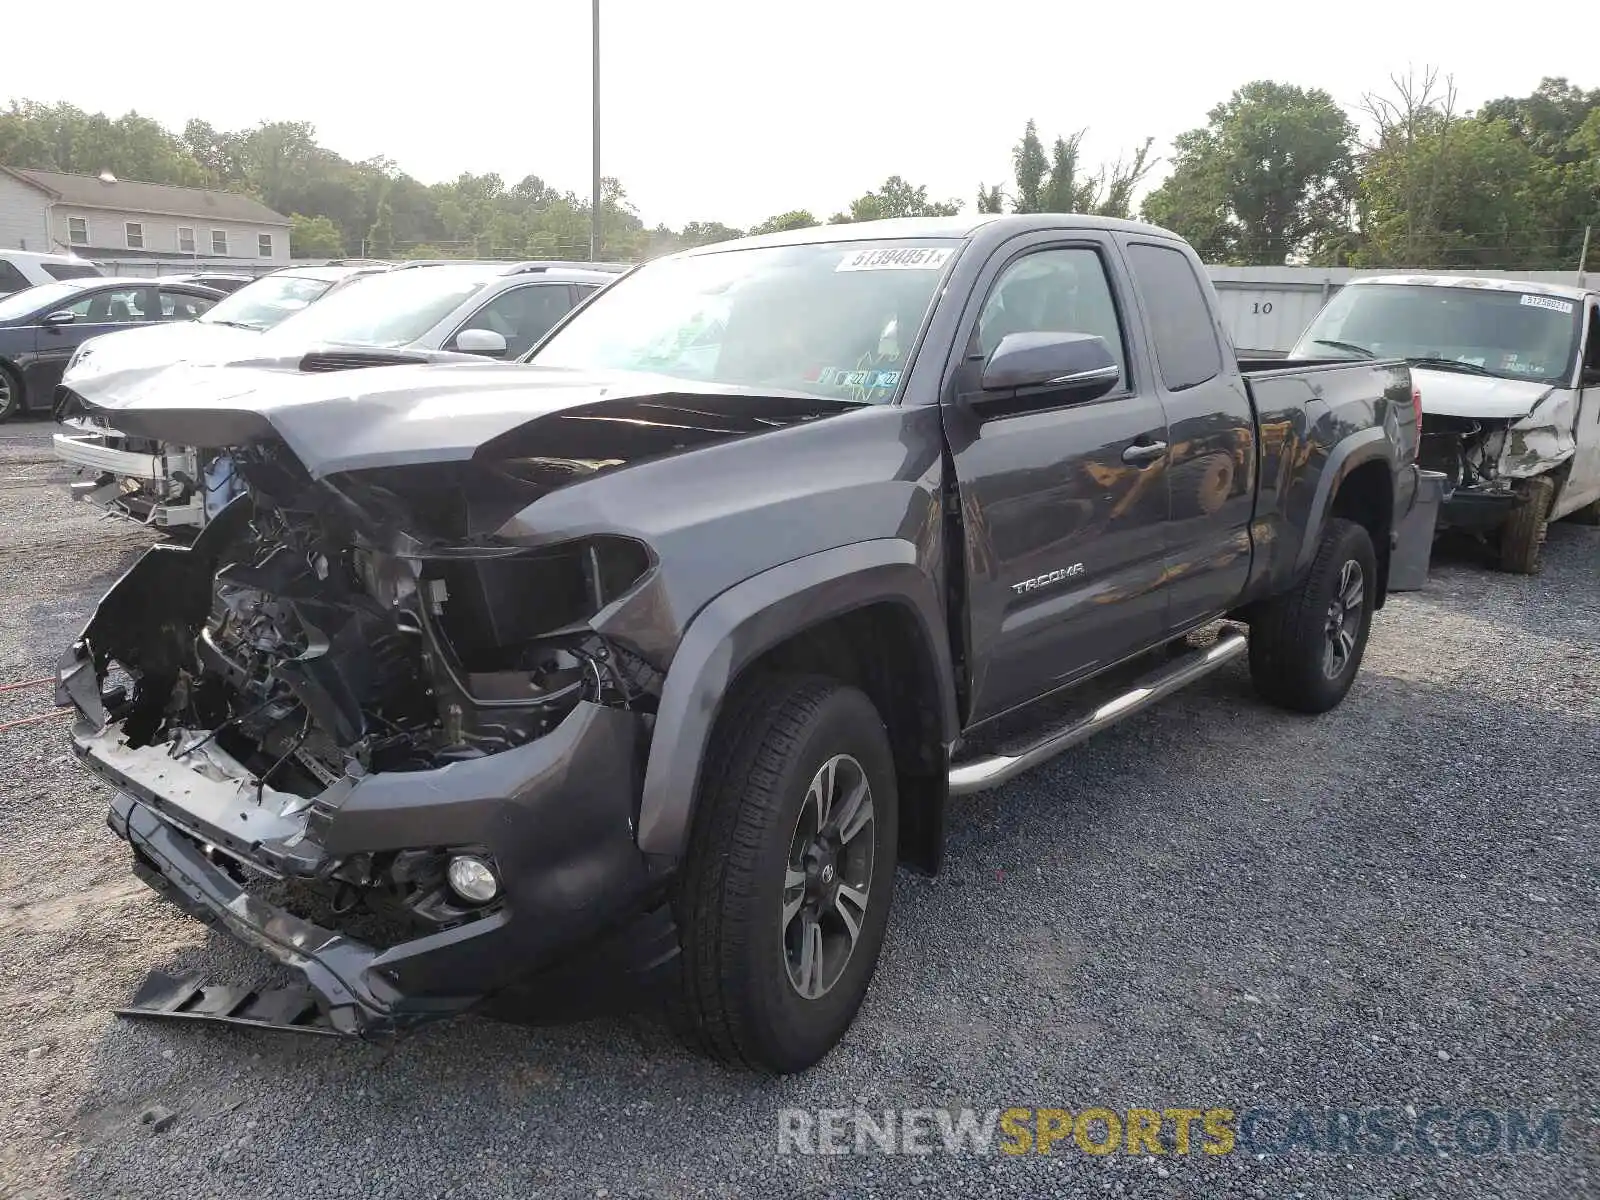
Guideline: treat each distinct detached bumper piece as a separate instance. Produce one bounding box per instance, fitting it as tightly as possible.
[110,793,428,1042]
[1439,485,1520,532]
[118,971,344,1038]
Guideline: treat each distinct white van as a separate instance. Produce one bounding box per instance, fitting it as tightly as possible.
[0,249,103,296]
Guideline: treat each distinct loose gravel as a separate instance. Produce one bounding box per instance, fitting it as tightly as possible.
[1,418,1595,1199]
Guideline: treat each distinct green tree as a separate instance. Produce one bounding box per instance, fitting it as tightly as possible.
[1355,77,1548,269]
[1094,138,1157,220]
[830,176,961,223]
[1141,81,1358,264]
[1479,77,1600,269]
[289,213,343,258]
[0,101,211,186]
[1041,133,1096,213]
[749,210,818,234]
[975,184,1004,214]
[1011,119,1048,213]
[679,221,745,247]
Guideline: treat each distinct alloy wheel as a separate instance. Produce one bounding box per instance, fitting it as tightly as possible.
[1322,559,1364,679]
[781,753,876,1000]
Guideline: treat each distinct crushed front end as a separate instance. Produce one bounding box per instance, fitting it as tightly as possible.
[59,442,672,1038]
[1417,388,1578,533]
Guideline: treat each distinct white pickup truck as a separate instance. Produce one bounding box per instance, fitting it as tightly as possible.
[1290,274,1600,572]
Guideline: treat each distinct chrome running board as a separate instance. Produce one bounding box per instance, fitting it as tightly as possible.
[947,631,1248,796]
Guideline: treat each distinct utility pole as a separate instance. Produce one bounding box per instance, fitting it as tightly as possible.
[1577,225,1591,287]
[590,0,601,262]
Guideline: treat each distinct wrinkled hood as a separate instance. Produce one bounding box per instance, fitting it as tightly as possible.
[68,360,860,480]
[1413,368,1559,421]
[66,320,264,383]
[65,325,476,403]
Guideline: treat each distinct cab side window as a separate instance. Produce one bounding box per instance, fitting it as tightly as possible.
[159,290,216,320]
[1125,242,1223,391]
[67,287,150,322]
[975,247,1129,390]
[1584,304,1600,375]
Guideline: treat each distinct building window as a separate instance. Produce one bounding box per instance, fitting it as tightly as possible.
[178,227,196,254]
[68,217,88,246]
[258,233,273,258]
[125,222,144,250]
[211,229,228,255]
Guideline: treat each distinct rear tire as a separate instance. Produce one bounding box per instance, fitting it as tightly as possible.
[672,673,898,1074]
[1496,475,1555,575]
[0,364,21,421]
[1247,517,1376,714]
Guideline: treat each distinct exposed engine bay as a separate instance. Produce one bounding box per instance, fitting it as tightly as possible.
[1419,414,1514,492]
[84,441,661,800]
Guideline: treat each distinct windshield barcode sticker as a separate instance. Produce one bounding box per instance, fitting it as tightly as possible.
[836,248,953,273]
[1519,294,1575,315]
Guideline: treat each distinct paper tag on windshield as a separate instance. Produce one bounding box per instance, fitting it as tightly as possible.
[1519,293,1574,315]
[836,247,952,273]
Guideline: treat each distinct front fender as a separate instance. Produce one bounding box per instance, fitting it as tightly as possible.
[635,538,956,859]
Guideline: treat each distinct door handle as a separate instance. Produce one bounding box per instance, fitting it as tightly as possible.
[1122,440,1168,465]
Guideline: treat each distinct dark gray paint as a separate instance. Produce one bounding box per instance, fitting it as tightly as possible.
[65,213,1416,1027]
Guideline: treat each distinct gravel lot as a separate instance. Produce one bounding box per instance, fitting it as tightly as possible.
[1,417,1595,1200]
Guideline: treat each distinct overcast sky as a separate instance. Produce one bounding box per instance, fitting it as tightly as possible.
[6,1,1595,229]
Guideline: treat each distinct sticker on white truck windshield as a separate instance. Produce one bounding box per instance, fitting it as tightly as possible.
[1519,294,1575,315]
[836,247,952,273]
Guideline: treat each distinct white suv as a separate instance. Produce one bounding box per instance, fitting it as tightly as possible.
[0,249,102,296]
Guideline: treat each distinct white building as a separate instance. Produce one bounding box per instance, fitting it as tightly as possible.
[0,166,290,265]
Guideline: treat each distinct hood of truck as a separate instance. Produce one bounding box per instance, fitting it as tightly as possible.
[66,360,860,480]
[1413,368,1559,421]
[66,320,264,384]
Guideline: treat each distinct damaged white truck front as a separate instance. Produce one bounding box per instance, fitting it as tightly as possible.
[1291,274,1600,573]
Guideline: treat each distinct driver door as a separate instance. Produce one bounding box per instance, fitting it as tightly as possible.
[942,235,1172,724]
[1564,298,1600,515]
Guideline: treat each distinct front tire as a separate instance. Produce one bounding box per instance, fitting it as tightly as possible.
[0,364,22,421]
[1248,517,1377,714]
[1496,476,1555,574]
[673,674,898,1074]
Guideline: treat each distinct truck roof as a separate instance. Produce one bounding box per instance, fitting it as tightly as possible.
[1347,273,1596,302]
[680,213,1183,256]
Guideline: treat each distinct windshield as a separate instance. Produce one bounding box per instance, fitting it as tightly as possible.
[0,281,91,322]
[1292,284,1582,384]
[263,267,493,347]
[201,273,338,331]
[528,240,959,402]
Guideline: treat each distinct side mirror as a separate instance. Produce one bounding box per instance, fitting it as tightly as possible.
[979,332,1120,400]
[453,328,508,357]
[41,310,77,328]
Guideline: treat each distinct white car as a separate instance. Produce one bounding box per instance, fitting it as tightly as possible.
[52,264,387,528]
[1291,275,1600,573]
[0,249,102,296]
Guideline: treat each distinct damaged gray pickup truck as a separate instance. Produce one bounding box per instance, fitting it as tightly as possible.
[59,215,1419,1074]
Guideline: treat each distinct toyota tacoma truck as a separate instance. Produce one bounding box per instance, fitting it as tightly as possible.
[59,215,1419,1074]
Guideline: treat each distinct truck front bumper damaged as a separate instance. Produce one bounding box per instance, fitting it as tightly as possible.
[70,690,671,1040]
